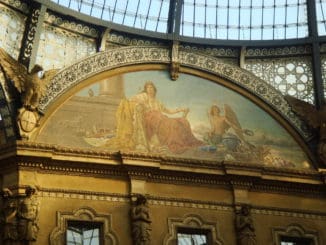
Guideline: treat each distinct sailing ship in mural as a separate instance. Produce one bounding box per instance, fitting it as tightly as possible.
[37,71,311,169]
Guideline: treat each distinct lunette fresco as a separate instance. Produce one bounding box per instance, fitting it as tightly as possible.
[37,71,312,168]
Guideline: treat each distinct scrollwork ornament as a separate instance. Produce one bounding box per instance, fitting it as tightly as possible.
[246,46,310,57]
[44,13,98,38]
[20,8,41,65]
[1,0,29,13]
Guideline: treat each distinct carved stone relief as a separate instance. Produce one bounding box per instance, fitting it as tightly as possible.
[235,205,256,245]
[0,186,40,244]
[130,195,151,245]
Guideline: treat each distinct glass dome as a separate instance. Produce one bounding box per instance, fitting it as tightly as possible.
[47,0,326,40]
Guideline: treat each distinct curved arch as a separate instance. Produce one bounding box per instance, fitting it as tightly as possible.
[39,46,309,140]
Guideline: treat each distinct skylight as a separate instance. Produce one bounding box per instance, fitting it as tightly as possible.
[50,0,324,40]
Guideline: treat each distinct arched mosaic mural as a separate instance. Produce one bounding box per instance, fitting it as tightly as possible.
[36,70,312,169]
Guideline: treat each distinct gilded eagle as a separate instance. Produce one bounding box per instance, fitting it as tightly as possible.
[0,48,57,110]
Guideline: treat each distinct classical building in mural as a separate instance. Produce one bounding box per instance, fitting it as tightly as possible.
[0,0,325,244]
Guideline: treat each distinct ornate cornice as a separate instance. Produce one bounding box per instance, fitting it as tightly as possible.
[180,44,239,58]
[0,141,322,175]
[108,32,164,47]
[0,142,324,197]
[38,46,311,140]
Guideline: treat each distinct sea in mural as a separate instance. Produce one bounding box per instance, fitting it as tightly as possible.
[37,70,312,169]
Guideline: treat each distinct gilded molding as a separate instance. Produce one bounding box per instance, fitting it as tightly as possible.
[0,142,324,189]
[37,46,311,140]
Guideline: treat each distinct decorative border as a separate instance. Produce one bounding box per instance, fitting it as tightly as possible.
[49,206,118,245]
[253,207,326,221]
[163,214,224,245]
[108,32,164,46]
[44,10,99,38]
[38,46,310,140]
[40,189,128,203]
[0,0,29,13]
[31,187,326,221]
[246,45,311,57]
[0,142,323,197]
[181,44,238,57]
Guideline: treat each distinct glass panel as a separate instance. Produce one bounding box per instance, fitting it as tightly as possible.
[67,222,101,245]
[50,0,310,39]
[51,0,169,33]
[280,236,314,245]
[316,0,326,36]
[181,0,307,39]
[177,233,207,245]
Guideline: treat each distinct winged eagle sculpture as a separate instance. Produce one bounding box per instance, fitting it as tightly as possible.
[285,95,326,165]
[0,47,57,110]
